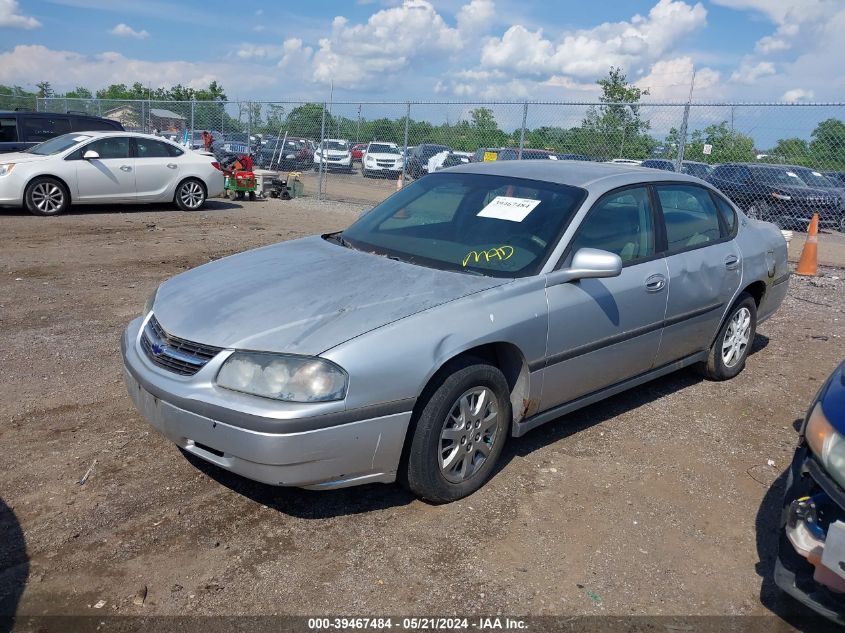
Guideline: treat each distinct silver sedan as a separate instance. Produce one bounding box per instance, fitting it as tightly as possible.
[121,161,789,502]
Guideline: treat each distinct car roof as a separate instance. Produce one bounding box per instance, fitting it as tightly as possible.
[445,159,707,190]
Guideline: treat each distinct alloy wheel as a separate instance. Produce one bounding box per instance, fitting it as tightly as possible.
[722,307,752,368]
[31,182,64,214]
[179,182,204,209]
[439,386,499,483]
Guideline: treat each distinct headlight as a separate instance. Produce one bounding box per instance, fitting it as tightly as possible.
[366,156,375,163]
[143,288,158,316]
[806,402,845,489]
[0,163,15,177]
[772,192,792,201]
[217,352,348,402]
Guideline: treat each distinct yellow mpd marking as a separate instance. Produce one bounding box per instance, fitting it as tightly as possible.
[463,245,515,267]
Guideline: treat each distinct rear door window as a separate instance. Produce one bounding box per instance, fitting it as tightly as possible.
[22,116,72,142]
[136,138,174,158]
[657,185,723,253]
[0,117,17,142]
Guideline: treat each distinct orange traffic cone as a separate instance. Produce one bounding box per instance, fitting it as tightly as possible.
[396,173,404,191]
[795,213,819,277]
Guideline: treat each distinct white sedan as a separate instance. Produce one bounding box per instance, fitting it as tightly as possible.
[0,131,225,216]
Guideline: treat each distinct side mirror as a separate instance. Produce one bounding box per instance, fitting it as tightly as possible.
[83,150,100,160]
[545,248,623,287]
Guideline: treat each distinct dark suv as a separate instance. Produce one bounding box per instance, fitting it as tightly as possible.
[406,143,450,179]
[0,110,123,153]
[707,163,844,231]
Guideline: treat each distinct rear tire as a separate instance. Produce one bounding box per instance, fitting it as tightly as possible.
[699,293,757,381]
[174,179,206,211]
[402,358,510,503]
[24,177,69,216]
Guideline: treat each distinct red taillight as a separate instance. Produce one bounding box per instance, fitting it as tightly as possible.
[211,162,222,171]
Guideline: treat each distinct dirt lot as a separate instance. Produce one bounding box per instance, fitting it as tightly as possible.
[1,196,845,630]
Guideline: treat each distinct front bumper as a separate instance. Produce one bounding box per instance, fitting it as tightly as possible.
[314,156,352,170]
[0,171,26,206]
[121,316,412,489]
[775,201,843,228]
[775,444,845,624]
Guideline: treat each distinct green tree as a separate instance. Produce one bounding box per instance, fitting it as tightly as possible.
[810,118,845,169]
[769,137,810,165]
[36,81,55,98]
[64,86,93,99]
[285,103,333,139]
[581,67,654,159]
[466,107,506,149]
[665,121,755,164]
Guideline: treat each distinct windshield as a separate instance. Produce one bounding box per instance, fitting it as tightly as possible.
[793,168,837,188]
[369,144,401,154]
[27,133,90,155]
[753,167,806,187]
[340,172,586,277]
[420,145,448,158]
[325,141,348,151]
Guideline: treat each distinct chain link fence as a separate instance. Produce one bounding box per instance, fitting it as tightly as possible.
[15,96,845,231]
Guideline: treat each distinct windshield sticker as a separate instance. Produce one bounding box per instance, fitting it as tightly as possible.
[477,196,541,222]
[463,246,514,267]
[786,171,799,178]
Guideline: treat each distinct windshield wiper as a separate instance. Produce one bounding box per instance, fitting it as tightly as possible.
[325,231,353,249]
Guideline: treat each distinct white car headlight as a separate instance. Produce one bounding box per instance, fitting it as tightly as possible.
[806,402,845,489]
[217,352,348,402]
[366,156,375,163]
[0,163,15,177]
[772,192,792,201]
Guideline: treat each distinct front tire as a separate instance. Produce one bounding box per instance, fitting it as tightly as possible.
[699,293,757,381]
[25,177,69,216]
[174,179,206,211]
[402,358,511,503]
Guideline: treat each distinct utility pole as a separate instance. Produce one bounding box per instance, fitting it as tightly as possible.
[674,68,696,172]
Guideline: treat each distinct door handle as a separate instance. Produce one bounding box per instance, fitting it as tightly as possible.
[645,273,666,292]
[166,163,178,169]
[120,165,132,172]
[725,255,740,270]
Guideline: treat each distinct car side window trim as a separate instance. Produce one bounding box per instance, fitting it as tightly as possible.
[556,182,663,270]
[651,181,735,257]
[708,190,738,239]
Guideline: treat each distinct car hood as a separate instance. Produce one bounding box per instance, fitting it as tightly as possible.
[366,152,402,160]
[152,235,508,355]
[770,184,834,198]
[0,152,51,164]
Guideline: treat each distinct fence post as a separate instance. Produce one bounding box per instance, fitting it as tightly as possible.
[64,97,68,113]
[518,101,528,159]
[35,97,40,112]
[402,102,410,183]
[318,101,327,201]
[97,100,102,117]
[190,98,196,144]
[675,103,691,172]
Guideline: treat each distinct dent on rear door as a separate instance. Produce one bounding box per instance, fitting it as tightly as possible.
[655,243,742,366]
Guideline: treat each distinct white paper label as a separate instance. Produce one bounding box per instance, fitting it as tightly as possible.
[477,196,541,222]
[702,144,713,155]
[786,171,799,178]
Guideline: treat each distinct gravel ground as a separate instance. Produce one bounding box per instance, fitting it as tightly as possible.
[1,197,844,630]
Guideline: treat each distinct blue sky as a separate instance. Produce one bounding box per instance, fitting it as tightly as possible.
[1,0,844,146]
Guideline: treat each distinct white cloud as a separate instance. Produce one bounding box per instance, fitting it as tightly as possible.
[110,23,149,39]
[479,0,707,79]
[0,0,40,28]
[729,60,775,84]
[0,44,278,93]
[781,88,814,103]
[456,0,494,37]
[634,56,720,100]
[234,43,285,60]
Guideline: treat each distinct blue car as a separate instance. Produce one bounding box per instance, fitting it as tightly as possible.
[776,359,845,624]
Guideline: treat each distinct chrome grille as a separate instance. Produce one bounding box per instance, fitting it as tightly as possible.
[141,315,223,376]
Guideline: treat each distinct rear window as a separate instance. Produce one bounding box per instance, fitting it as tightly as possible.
[22,116,71,142]
[136,138,175,158]
[0,117,17,142]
